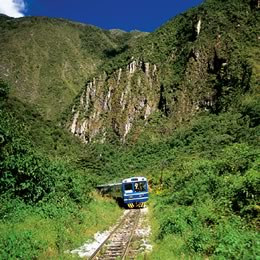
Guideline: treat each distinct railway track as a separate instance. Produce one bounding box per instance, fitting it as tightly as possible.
[89,209,141,260]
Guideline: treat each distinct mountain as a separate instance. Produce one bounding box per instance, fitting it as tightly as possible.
[1,1,258,138]
[69,0,260,143]
[0,0,259,258]
[0,16,147,120]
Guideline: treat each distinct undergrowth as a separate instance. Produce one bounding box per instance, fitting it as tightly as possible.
[0,193,121,259]
[0,81,122,259]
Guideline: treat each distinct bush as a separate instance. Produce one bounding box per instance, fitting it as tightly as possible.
[0,230,46,259]
[214,218,259,259]
[157,207,190,238]
[0,79,9,101]
[150,109,259,258]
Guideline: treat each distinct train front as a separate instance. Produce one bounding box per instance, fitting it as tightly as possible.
[122,177,149,208]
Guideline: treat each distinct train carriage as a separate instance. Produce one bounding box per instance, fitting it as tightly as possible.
[96,176,149,208]
[122,176,149,208]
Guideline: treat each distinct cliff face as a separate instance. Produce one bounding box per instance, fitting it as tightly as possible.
[70,60,160,143]
[68,45,226,143]
[68,0,259,143]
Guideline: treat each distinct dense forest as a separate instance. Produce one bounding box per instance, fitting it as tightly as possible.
[0,0,259,258]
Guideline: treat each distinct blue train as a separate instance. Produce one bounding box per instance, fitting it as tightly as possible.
[97,176,149,208]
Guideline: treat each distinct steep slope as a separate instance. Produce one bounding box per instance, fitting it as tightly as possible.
[131,0,260,115]
[0,16,147,120]
[69,0,260,143]
[70,60,160,143]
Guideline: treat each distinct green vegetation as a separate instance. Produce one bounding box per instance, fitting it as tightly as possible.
[147,113,259,259]
[0,194,121,259]
[96,0,260,125]
[0,16,147,121]
[0,80,122,258]
[82,111,259,259]
[0,0,259,258]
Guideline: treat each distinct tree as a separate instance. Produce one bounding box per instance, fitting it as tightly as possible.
[0,79,9,101]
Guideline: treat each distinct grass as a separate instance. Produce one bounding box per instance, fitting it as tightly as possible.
[145,196,197,260]
[0,192,122,259]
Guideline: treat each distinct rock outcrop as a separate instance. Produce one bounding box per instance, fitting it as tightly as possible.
[70,60,160,143]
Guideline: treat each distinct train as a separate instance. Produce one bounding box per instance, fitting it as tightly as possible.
[96,176,149,208]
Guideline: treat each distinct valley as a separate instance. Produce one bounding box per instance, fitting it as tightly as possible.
[0,0,259,259]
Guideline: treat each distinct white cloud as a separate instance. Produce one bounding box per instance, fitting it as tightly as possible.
[0,0,26,18]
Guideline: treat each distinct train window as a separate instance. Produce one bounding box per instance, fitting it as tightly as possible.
[134,181,146,192]
[124,183,133,193]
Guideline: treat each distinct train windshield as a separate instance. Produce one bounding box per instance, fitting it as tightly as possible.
[134,181,147,192]
[124,183,133,193]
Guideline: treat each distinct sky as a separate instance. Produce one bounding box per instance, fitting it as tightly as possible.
[0,0,204,32]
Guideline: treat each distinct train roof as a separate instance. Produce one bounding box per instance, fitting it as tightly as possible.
[96,183,122,188]
[122,176,147,183]
[96,177,147,189]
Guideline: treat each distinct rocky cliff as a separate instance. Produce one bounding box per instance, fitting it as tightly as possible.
[70,59,160,143]
[69,0,259,143]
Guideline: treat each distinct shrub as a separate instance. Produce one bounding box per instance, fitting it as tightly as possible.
[214,218,259,259]
[0,79,9,101]
[0,230,46,259]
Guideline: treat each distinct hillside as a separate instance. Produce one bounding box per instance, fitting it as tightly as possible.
[69,0,260,143]
[0,16,147,120]
[0,0,259,258]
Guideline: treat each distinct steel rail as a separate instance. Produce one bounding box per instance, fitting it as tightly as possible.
[88,210,132,260]
[122,209,141,260]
